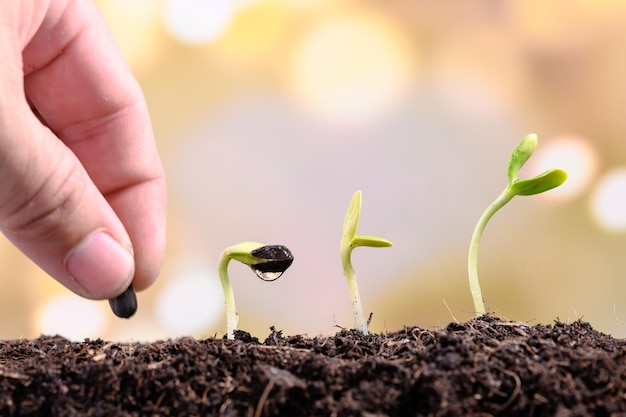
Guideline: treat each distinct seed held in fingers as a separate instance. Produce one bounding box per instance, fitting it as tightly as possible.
[109,285,137,318]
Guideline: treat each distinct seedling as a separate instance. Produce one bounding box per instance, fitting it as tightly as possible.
[218,242,294,339]
[341,190,393,334]
[468,133,568,316]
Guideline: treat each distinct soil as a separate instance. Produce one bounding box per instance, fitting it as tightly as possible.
[0,316,624,416]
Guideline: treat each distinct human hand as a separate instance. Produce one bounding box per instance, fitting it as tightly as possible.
[0,1,167,316]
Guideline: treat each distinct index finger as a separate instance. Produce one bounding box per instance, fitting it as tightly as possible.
[21,0,166,291]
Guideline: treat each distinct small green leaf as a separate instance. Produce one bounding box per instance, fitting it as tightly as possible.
[510,169,568,196]
[352,235,393,248]
[507,133,538,185]
[342,190,362,239]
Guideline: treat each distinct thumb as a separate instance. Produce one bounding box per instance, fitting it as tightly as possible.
[0,114,135,300]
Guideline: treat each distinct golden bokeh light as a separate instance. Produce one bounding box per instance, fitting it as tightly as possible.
[286,8,415,128]
[527,136,599,202]
[590,167,626,232]
[210,2,289,66]
[162,0,236,45]
[96,0,165,73]
[154,258,223,336]
[34,293,107,340]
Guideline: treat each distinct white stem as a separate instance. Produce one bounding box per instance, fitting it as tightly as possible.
[342,246,369,334]
[468,188,514,317]
[218,252,238,340]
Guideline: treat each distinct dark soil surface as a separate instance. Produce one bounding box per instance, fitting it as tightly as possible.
[0,316,625,416]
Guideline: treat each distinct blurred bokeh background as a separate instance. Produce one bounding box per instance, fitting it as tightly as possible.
[3,0,626,341]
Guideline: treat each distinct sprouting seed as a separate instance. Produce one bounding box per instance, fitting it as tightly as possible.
[341,190,392,334]
[218,242,294,339]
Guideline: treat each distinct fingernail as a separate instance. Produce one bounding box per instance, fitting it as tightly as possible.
[109,285,137,318]
[65,231,134,298]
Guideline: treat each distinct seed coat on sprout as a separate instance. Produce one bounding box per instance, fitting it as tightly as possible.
[218,242,294,339]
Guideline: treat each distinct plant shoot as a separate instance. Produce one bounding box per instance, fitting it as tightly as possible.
[468,133,568,316]
[219,242,294,339]
[341,190,392,334]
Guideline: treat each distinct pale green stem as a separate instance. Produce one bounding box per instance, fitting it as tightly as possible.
[341,244,369,334]
[468,188,515,317]
[218,251,238,340]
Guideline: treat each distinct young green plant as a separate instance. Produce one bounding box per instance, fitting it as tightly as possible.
[468,133,568,316]
[341,190,393,334]
[218,242,294,339]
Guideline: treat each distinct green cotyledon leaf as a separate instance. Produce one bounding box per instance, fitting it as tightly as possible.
[510,168,568,196]
[352,235,393,248]
[342,190,362,240]
[507,133,538,185]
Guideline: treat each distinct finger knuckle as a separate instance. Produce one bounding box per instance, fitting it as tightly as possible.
[2,164,86,241]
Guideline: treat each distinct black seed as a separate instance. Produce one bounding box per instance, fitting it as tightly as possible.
[252,260,293,273]
[109,285,137,319]
[250,245,294,273]
[251,245,294,261]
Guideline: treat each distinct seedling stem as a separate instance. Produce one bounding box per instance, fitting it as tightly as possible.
[341,190,392,334]
[468,134,567,316]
